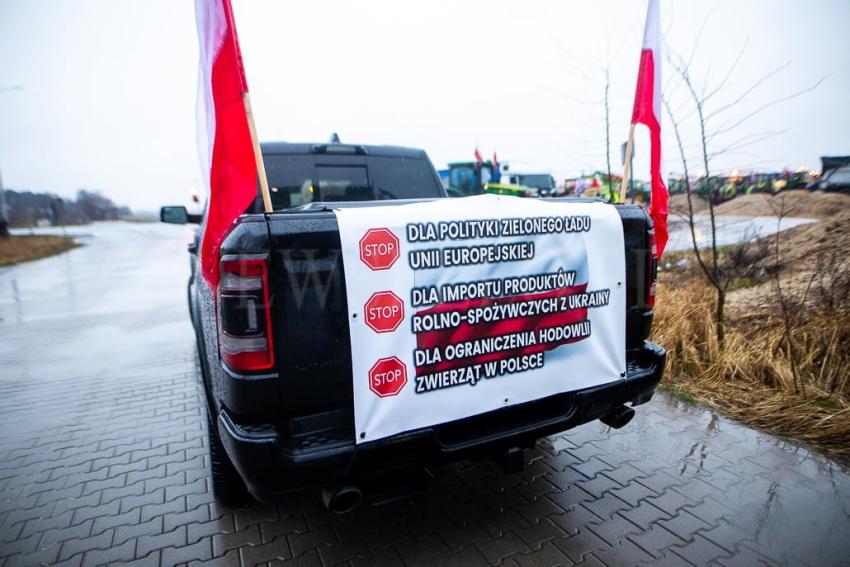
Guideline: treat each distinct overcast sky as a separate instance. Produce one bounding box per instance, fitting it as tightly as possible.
[1,0,848,211]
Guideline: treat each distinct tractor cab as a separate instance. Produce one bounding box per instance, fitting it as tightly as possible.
[447,161,492,196]
[445,161,534,198]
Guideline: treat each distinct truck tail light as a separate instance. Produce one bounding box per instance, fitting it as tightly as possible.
[217,256,274,372]
[646,227,658,309]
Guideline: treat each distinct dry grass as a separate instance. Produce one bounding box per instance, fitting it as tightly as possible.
[656,192,850,456]
[0,235,78,267]
[652,280,850,457]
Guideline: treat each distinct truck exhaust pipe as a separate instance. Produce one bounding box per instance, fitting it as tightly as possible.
[321,486,363,514]
[498,447,526,474]
[600,405,635,429]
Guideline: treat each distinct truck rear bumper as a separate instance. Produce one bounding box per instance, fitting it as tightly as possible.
[217,341,665,502]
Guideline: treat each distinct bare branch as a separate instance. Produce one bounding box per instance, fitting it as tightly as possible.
[608,6,641,66]
[708,129,789,158]
[604,68,613,203]
[685,12,713,70]
[661,41,683,97]
[662,95,720,291]
[545,29,608,84]
[708,74,831,137]
[664,48,704,123]
[701,60,713,100]
[703,61,792,120]
[703,36,750,101]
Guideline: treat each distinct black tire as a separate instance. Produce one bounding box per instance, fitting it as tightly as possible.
[207,410,248,505]
[187,282,194,324]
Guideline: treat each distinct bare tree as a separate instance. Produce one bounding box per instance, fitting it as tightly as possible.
[661,26,828,347]
[604,68,613,202]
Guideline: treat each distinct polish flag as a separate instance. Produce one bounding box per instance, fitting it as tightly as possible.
[630,0,669,257]
[195,0,257,287]
[474,146,484,164]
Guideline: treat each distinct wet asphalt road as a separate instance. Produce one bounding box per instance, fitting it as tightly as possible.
[1,221,849,567]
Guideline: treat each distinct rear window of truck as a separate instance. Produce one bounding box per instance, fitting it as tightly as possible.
[264,154,443,209]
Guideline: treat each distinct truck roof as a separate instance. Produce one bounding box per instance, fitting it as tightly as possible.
[261,141,428,160]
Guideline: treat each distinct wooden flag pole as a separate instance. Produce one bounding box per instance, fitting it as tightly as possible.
[619,123,635,203]
[243,92,273,213]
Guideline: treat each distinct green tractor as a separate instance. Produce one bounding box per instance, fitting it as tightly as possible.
[442,161,536,198]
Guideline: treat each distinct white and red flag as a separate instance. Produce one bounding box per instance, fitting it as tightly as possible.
[474,146,484,164]
[195,0,257,287]
[630,0,669,256]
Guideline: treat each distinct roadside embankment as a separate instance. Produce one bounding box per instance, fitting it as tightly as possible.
[669,189,849,219]
[0,235,79,267]
[652,209,850,458]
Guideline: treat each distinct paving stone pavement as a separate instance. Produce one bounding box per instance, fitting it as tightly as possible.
[1,222,849,567]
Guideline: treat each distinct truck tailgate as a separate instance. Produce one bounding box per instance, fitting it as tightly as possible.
[268,213,353,415]
[266,201,652,418]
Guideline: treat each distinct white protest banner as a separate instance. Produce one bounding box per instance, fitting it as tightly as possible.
[335,194,626,444]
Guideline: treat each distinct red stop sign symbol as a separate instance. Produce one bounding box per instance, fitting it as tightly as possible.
[368,356,407,398]
[364,291,404,333]
[359,228,400,271]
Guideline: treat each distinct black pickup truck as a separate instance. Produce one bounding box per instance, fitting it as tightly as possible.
[162,141,665,511]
